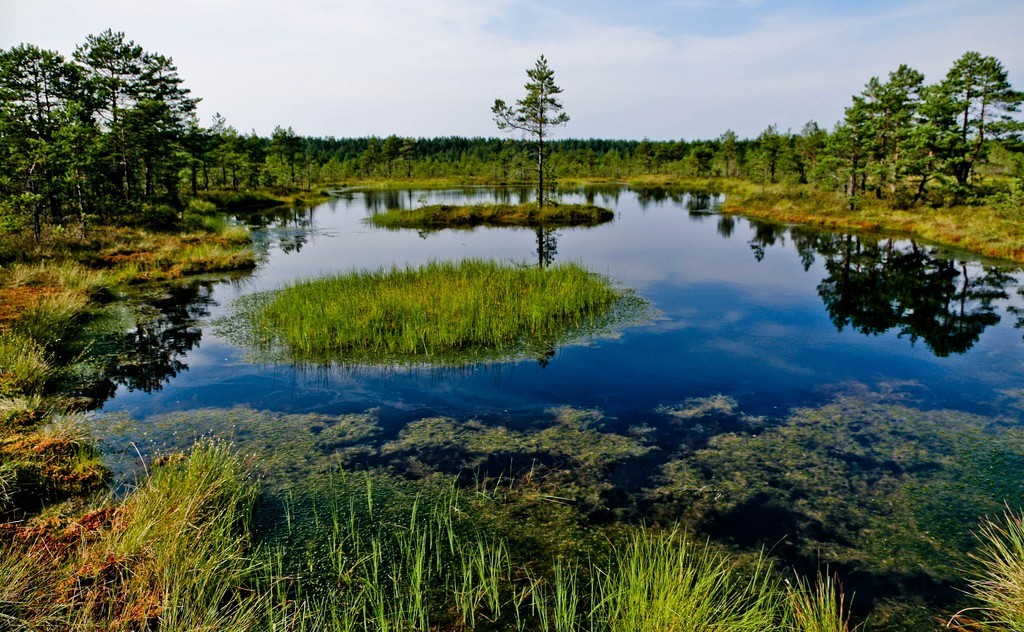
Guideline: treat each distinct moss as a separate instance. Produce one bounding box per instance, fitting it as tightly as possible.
[0,421,109,518]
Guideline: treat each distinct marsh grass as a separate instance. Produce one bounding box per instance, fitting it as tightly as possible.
[787,572,855,632]
[591,529,785,631]
[0,332,53,398]
[226,259,640,366]
[6,289,90,344]
[950,508,1024,630]
[369,202,614,230]
[0,440,264,630]
[266,472,521,630]
[722,182,1024,264]
[0,437,858,631]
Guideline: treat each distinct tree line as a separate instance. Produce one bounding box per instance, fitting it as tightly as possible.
[2,32,1021,238]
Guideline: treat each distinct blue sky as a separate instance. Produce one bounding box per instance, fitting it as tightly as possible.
[3,0,1022,140]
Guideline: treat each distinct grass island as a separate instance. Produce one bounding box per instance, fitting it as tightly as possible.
[227,259,639,366]
[368,202,614,230]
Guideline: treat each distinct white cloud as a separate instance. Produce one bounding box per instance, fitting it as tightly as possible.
[2,0,1021,139]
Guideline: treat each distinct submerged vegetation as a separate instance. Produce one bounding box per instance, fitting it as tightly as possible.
[84,392,1024,629]
[0,439,859,631]
[225,259,641,366]
[368,202,613,230]
[1,25,1023,632]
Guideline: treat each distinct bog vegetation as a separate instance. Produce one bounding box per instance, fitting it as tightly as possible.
[1,27,1024,632]
[2,34,1021,245]
[368,202,614,230]
[226,259,635,366]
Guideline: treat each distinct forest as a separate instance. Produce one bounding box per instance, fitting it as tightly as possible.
[2,30,1021,241]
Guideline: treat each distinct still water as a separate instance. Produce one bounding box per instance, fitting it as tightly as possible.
[98,186,1024,422]
[92,186,1024,618]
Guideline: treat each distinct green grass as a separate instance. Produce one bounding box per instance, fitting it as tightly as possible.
[368,202,614,230]
[591,529,785,631]
[720,181,1024,264]
[226,259,641,366]
[0,332,53,398]
[951,508,1024,630]
[0,439,858,631]
[787,572,856,632]
[0,440,262,630]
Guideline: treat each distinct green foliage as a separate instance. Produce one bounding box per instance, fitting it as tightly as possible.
[223,259,640,366]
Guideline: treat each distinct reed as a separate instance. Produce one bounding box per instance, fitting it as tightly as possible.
[231,259,636,366]
[369,202,614,230]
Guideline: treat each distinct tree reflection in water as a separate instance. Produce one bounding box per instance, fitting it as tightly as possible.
[113,283,216,393]
[75,282,220,406]
[743,219,1015,357]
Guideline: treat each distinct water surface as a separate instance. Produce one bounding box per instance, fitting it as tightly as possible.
[92,186,1024,619]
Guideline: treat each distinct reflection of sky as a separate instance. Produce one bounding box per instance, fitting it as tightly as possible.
[100,187,1024,426]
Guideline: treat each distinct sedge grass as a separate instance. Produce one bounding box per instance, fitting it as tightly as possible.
[227,259,640,366]
[369,202,614,230]
[786,572,855,632]
[268,472,519,630]
[950,508,1024,630]
[591,529,785,631]
[0,331,53,397]
[0,440,265,630]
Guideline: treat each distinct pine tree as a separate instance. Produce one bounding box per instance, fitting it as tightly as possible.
[492,55,570,208]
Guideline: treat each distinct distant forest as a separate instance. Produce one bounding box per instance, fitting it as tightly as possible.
[1,30,1021,235]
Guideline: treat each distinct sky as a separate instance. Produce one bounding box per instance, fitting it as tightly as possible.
[3,0,1023,141]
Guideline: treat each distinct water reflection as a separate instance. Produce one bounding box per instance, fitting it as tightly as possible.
[740,218,1016,356]
[816,236,1011,356]
[77,282,222,406]
[111,283,218,393]
[634,187,723,210]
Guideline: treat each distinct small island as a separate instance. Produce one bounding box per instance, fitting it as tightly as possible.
[368,202,614,230]
[227,259,640,366]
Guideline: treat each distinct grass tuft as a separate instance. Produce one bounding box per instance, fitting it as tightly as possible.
[950,508,1024,630]
[225,259,642,366]
[787,572,855,632]
[592,529,785,631]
